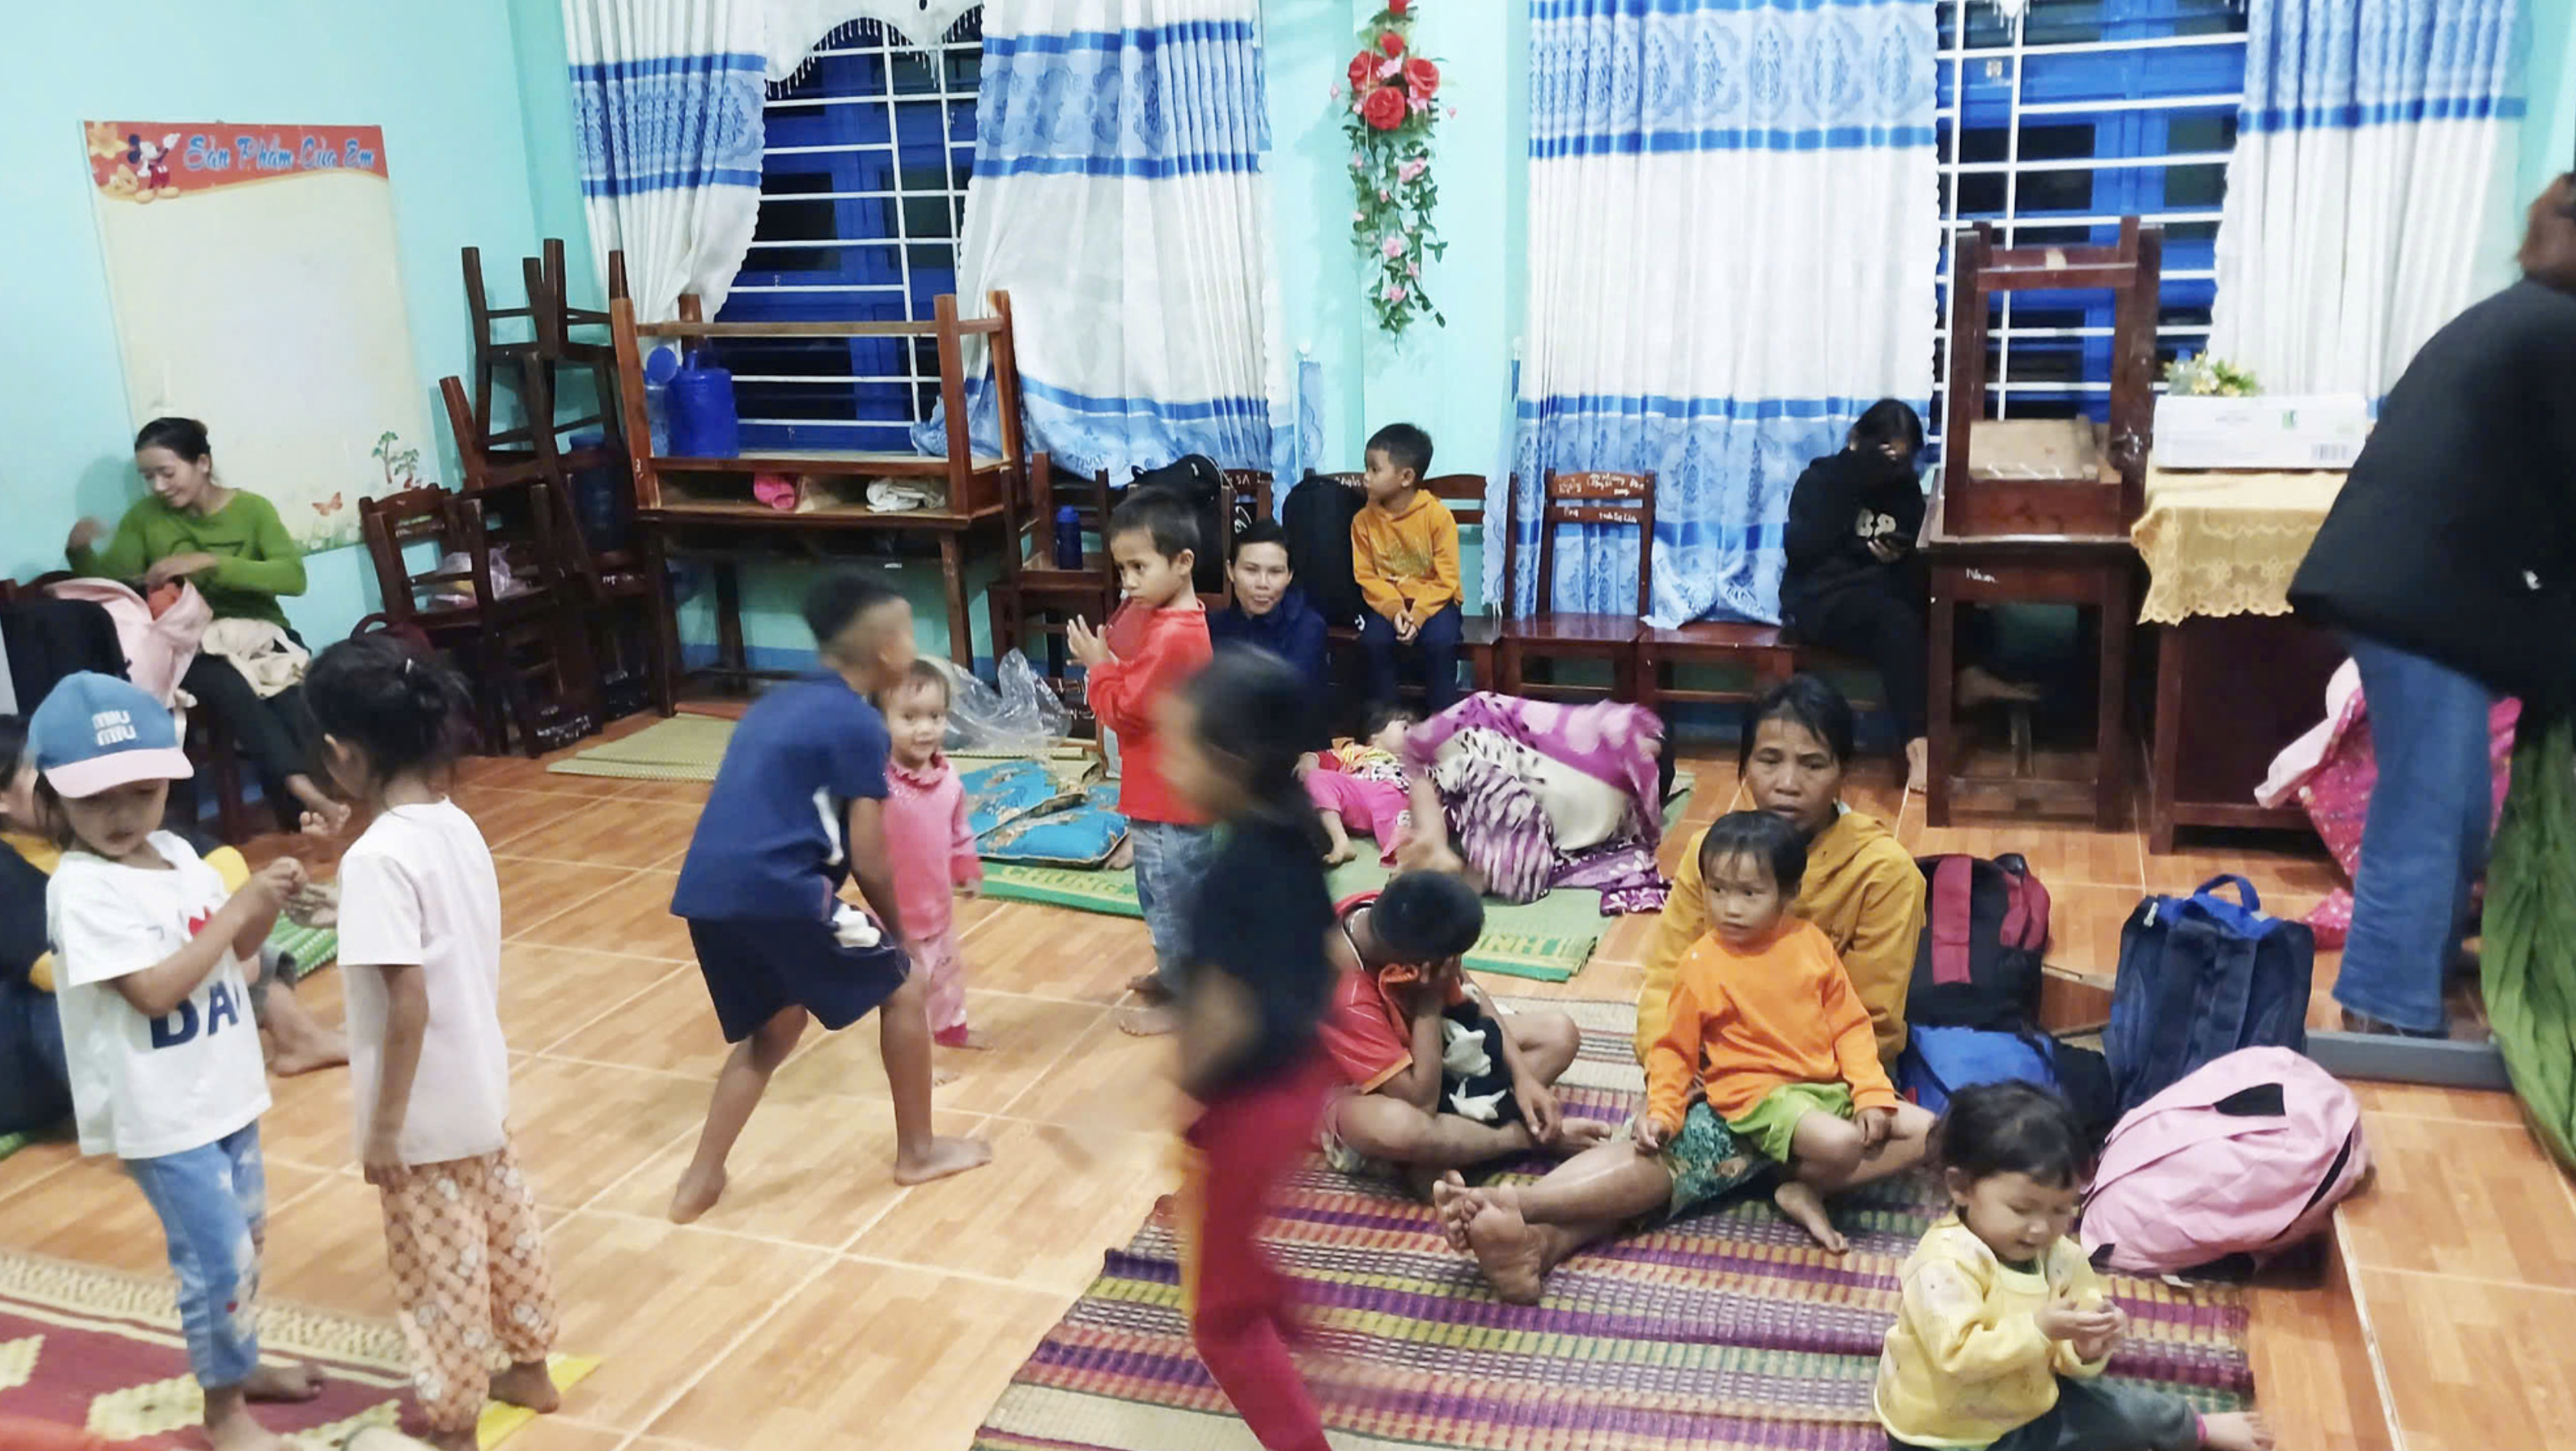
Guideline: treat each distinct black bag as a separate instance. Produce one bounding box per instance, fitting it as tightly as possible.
[1908,854,2052,1031]
[1282,473,1368,628]
[1121,454,1227,595]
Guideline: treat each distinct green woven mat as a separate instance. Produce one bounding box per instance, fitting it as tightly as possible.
[546,714,739,782]
[266,920,339,982]
[0,1129,38,1164]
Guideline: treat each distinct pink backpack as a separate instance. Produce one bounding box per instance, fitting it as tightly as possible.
[2079,1047,2371,1276]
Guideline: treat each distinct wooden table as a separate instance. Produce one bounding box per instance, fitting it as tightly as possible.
[2130,465,2349,853]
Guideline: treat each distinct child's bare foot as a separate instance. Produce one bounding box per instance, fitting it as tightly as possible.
[1541,1116,1616,1153]
[206,1402,283,1451]
[2200,1412,2273,1451]
[894,1134,993,1185]
[668,1164,727,1224]
[933,1063,962,1086]
[241,1363,324,1402]
[1431,1172,1504,1251]
[1117,1003,1180,1036]
[1462,1198,1548,1304]
[1322,840,1357,866]
[489,1358,560,1414]
[1772,1180,1848,1254]
[1124,973,1174,1003]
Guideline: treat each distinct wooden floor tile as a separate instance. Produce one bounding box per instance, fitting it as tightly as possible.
[647,1259,1068,1450]
[459,755,634,797]
[512,870,693,960]
[1005,1013,1192,1136]
[253,1057,358,1172]
[768,990,1107,1117]
[590,1097,986,1249]
[495,857,639,939]
[960,902,1156,1003]
[473,1420,631,1451]
[2041,882,2143,977]
[490,797,706,869]
[506,1055,716,1211]
[2247,1252,2393,1451]
[5,1157,332,1276]
[1901,819,2144,889]
[2350,1081,2525,1126]
[504,944,689,1055]
[264,1172,400,1317]
[2339,1113,2576,1290]
[2143,833,2342,899]
[539,1209,833,1429]
[541,967,740,1079]
[0,1141,83,1202]
[457,787,597,851]
[611,776,717,805]
[2350,1267,2576,1451]
[851,1117,1177,1293]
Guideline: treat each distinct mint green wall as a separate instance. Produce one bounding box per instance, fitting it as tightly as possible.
[2527,0,2576,206]
[0,1,555,645]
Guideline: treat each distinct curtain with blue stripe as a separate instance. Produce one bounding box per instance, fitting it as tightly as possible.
[1502,0,1939,628]
[563,0,769,321]
[2208,0,2525,397]
[937,1,1286,478]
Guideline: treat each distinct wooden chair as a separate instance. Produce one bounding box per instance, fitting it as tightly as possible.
[357,486,593,756]
[1420,473,1502,694]
[1202,469,1276,610]
[1499,470,1651,702]
[461,240,628,458]
[989,454,1120,717]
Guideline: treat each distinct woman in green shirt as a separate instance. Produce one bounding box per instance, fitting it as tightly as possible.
[66,416,346,830]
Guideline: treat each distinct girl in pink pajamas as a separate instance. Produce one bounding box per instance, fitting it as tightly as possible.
[881,662,986,1058]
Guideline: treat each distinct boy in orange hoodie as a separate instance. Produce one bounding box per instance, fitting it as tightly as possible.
[1352,422,1463,712]
[1070,491,1215,1036]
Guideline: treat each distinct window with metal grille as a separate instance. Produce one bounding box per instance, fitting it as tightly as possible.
[1930,0,2247,458]
[719,18,983,454]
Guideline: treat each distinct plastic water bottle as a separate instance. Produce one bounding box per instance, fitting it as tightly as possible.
[1053,505,1083,568]
[641,344,680,458]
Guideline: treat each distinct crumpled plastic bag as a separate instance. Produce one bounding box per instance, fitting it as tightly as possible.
[934,650,1068,756]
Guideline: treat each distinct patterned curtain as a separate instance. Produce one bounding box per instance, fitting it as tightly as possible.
[2207,0,2525,397]
[1499,0,1939,627]
[931,0,1287,478]
[562,0,768,321]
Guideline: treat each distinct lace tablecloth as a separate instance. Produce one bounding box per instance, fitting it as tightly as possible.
[2131,465,2349,624]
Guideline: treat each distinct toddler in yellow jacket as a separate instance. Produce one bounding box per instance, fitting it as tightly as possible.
[1878,1082,2271,1451]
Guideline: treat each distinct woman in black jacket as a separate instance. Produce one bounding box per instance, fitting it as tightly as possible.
[2286,177,2576,1037]
[1781,399,2036,793]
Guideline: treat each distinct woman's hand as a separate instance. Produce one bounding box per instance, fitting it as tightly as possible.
[144,552,220,587]
[66,518,105,553]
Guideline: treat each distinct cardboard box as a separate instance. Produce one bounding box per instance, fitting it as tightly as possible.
[2154,394,2371,471]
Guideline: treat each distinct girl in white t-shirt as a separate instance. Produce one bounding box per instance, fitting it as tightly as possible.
[305,637,561,1451]
[30,671,321,1451]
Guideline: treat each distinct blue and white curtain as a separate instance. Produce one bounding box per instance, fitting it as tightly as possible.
[937,0,1288,478]
[1504,0,1939,627]
[2208,0,2525,398]
[563,0,768,321]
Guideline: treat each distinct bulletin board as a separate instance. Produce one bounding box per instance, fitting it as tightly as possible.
[83,121,436,550]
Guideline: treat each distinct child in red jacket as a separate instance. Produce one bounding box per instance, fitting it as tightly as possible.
[1069,490,1214,1036]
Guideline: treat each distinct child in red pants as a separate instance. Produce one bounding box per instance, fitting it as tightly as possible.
[1161,651,1342,1451]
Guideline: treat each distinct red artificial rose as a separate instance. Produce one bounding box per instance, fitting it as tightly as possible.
[1379,29,1406,57]
[1348,51,1377,92]
[1388,0,1410,14]
[1403,56,1440,100]
[1361,83,1409,131]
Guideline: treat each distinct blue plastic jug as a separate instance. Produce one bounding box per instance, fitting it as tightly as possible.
[667,353,740,459]
[1053,506,1083,569]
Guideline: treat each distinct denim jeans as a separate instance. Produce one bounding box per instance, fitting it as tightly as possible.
[126,1122,268,1389]
[2336,635,2495,1034]
[1130,820,1216,993]
[1359,603,1464,714]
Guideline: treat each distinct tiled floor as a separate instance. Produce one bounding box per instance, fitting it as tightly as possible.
[0,714,2547,1449]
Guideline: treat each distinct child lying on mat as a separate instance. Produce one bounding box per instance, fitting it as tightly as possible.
[1433,810,1935,1302]
[1297,706,1415,866]
[1316,872,1606,1194]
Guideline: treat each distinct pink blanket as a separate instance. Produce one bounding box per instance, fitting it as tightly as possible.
[2294,687,2519,947]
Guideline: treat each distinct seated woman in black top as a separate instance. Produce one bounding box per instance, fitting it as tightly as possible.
[1779,399,2036,793]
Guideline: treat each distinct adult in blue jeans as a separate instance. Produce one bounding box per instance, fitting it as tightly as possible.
[2287,178,2576,1036]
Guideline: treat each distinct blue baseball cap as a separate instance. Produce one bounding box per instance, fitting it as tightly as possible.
[27,672,194,797]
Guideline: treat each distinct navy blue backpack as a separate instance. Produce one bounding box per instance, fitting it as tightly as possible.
[2105,875,2316,1115]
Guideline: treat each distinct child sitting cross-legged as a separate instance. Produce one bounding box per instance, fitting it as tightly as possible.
[1318,871,1607,1195]
[1433,810,1933,1302]
[1878,1081,2272,1451]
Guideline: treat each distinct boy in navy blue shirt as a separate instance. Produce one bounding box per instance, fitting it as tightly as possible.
[666,571,990,1223]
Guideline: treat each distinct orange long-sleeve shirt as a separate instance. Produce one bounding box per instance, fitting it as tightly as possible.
[1350,490,1461,620]
[1644,918,1902,1134]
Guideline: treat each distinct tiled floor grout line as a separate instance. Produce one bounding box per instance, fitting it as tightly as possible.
[840,1249,1076,1297]
[521,964,696,1059]
[498,870,649,943]
[562,1117,706,1222]
[983,1009,1128,1123]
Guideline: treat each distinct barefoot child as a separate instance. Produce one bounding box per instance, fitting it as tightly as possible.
[1299,706,1414,866]
[667,572,991,1222]
[307,637,561,1450]
[880,660,985,1061]
[1319,870,1605,1188]
[1879,1081,2272,1451]
[31,672,322,1449]
[1161,651,1343,1451]
[1066,491,1213,1035]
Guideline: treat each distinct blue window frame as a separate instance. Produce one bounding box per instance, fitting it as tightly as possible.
[1931,0,2248,455]
[718,20,983,454]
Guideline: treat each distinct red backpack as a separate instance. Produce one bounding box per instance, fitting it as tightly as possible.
[1906,854,2052,1030]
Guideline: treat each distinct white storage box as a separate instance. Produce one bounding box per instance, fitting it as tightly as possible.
[2154,394,2371,471]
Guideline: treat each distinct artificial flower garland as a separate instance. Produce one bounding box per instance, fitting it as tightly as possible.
[1338,0,1446,337]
